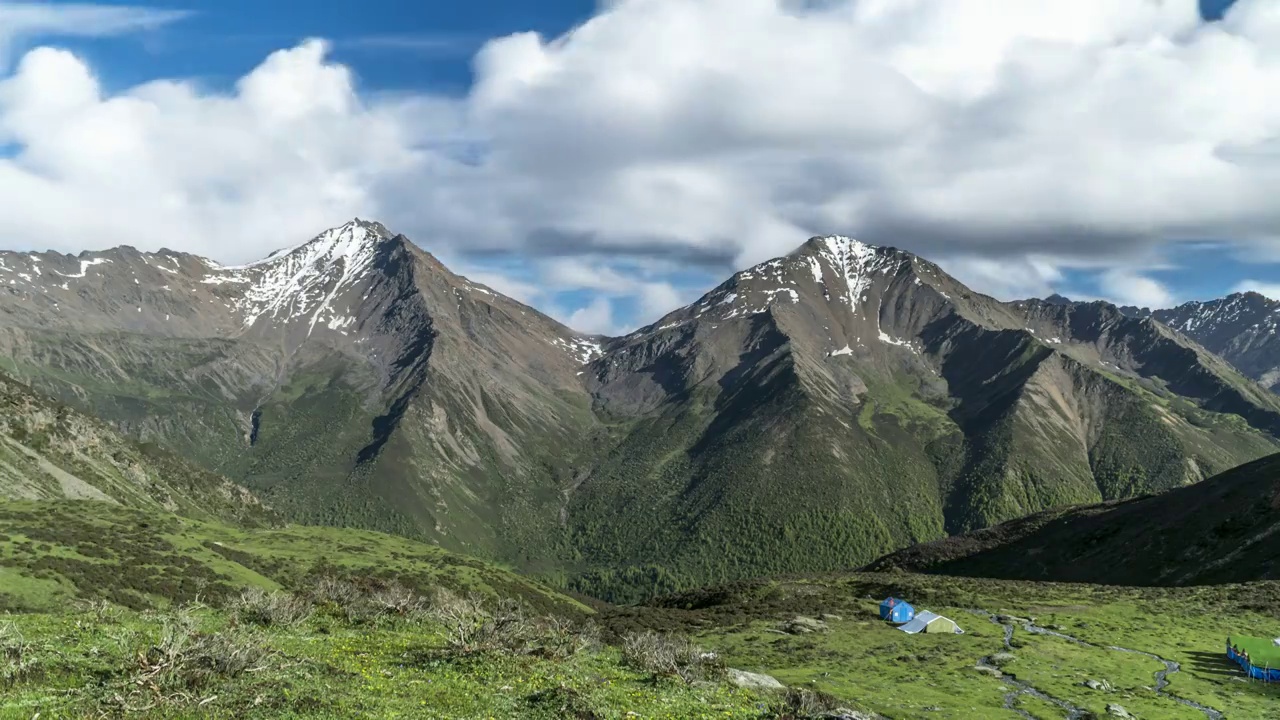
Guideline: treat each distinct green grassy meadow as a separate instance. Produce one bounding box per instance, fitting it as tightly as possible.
[1,606,771,720]
[4,500,1280,718]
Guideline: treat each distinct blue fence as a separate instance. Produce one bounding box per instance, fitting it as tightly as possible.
[1227,641,1280,682]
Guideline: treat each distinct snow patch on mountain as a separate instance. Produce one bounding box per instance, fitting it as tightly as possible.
[53,258,111,279]
[552,336,604,365]
[809,236,894,310]
[195,219,385,331]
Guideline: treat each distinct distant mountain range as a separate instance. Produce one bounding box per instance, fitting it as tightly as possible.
[1115,292,1280,392]
[4,222,1280,599]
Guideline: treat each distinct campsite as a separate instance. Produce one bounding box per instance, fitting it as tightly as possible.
[879,596,964,634]
[674,574,1280,719]
[1228,636,1280,682]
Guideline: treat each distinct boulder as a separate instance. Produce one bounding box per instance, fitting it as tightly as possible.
[819,613,843,622]
[1083,679,1113,692]
[782,616,830,634]
[726,668,785,691]
[990,652,1016,667]
[974,665,1003,677]
[1106,704,1134,718]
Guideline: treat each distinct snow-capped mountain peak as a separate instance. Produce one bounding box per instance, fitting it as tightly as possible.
[223,218,392,271]
[199,219,398,332]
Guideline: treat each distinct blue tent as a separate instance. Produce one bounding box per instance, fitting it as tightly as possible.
[880,597,915,624]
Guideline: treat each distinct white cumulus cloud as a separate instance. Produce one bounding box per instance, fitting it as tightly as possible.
[6,0,1280,330]
[1232,280,1280,300]
[1098,269,1175,309]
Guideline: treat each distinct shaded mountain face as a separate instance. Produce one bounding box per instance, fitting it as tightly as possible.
[1135,292,1280,393]
[0,370,269,526]
[863,451,1280,586]
[3,224,1280,600]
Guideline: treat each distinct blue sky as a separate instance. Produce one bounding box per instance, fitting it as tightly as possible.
[53,0,596,94]
[3,0,1280,332]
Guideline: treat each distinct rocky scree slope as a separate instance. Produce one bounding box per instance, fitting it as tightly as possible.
[865,450,1280,586]
[3,224,1280,599]
[0,370,269,526]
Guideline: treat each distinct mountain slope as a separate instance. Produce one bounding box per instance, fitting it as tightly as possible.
[864,451,1280,586]
[563,238,1280,599]
[0,370,269,526]
[4,225,1280,599]
[0,220,602,567]
[0,499,585,615]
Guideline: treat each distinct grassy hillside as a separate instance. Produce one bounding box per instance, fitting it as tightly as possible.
[865,451,1280,587]
[2,573,773,719]
[0,501,583,616]
[8,562,1280,718]
[0,501,829,720]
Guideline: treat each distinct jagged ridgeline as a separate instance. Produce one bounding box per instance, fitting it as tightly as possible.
[1120,291,1280,392]
[3,223,1280,600]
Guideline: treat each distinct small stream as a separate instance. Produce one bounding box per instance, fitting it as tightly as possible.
[971,611,1090,719]
[968,610,1224,720]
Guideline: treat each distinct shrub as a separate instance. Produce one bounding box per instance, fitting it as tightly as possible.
[112,609,274,711]
[530,616,602,660]
[228,588,313,627]
[766,687,846,719]
[306,575,363,608]
[369,582,426,617]
[429,589,526,654]
[306,575,427,625]
[0,621,35,688]
[621,631,725,683]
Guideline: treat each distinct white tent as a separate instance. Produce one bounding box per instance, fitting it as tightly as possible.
[898,610,964,634]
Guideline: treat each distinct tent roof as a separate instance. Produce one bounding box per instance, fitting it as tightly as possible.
[897,611,960,634]
[899,616,928,633]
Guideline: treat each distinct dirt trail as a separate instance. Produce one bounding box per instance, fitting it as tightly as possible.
[968,610,1224,720]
